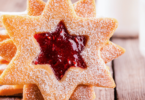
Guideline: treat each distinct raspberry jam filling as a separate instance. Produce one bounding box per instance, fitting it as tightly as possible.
[33,21,87,80]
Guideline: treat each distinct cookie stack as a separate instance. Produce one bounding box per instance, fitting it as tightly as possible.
[0,0,125,100]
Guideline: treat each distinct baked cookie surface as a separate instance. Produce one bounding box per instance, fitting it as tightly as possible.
[0,1,124,100]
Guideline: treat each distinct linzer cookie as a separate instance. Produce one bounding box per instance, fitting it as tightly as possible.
[0,0,124,99]
[0,1,124,99]
[0,0,97,99]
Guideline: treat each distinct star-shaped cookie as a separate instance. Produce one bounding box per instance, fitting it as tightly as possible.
[2,1,124,100]
[0,0,97,99]
[0,0,124,99]
[0,0,123,100]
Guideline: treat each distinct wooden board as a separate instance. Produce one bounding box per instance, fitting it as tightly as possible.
[113,38,145,100]
[113,33,138,38]
[95,62,114,100]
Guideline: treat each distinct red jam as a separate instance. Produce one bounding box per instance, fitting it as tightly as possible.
[33,21,87,80]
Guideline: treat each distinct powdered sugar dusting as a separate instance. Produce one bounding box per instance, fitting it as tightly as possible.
[0,11,27,27]
[28,0,45,16]
[73,0,96,18]
[70,85,95,100]
[0,39,17,61]
[24,84,44,100]
[1,0,118,100]
[101,42,125,63]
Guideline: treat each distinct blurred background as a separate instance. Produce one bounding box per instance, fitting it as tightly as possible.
[0,0,145,100]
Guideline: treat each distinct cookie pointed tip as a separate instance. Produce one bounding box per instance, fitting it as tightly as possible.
[107,79,116,88]
[122,47,126,54]
[107,76,116,88]
[119,46,125,54]
[112,81,116,88]
[110,18,118,28]
[115,43,126,54]
[1,15,9,27]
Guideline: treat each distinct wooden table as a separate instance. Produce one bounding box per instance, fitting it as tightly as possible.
[0,0,145,100]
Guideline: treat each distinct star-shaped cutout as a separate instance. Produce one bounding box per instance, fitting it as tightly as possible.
[0,0,123,99]
[33,21,87,80]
